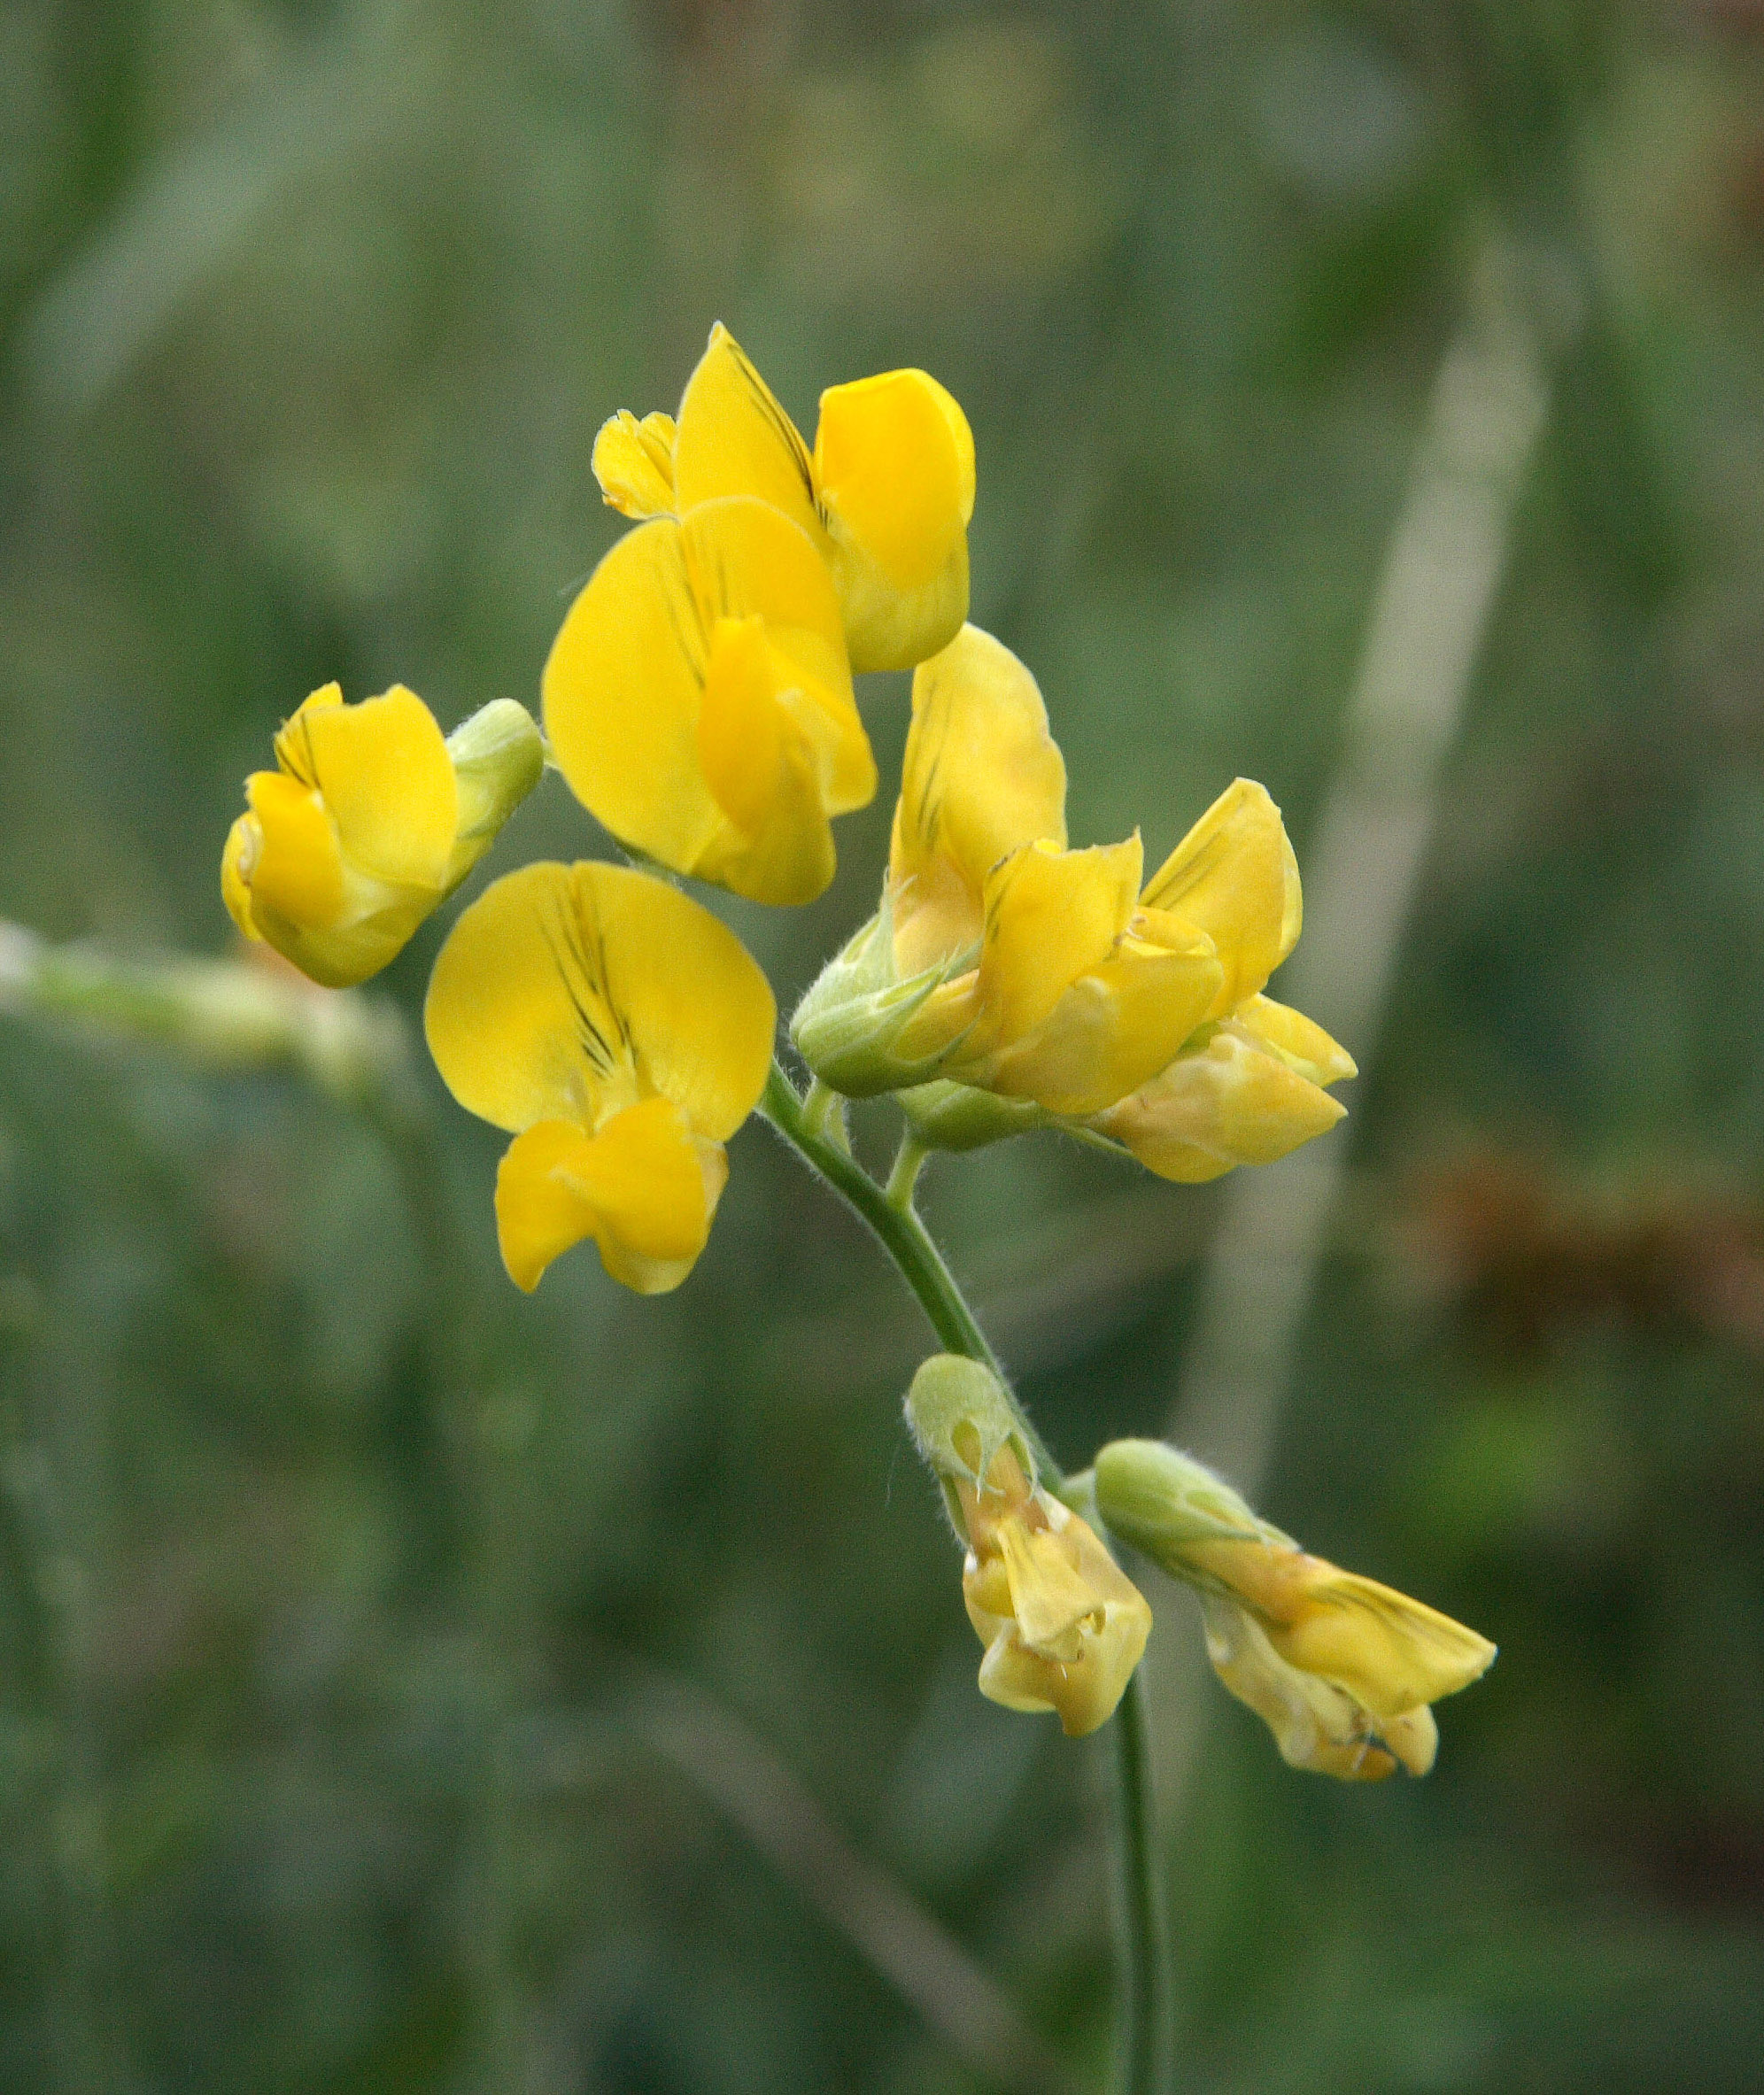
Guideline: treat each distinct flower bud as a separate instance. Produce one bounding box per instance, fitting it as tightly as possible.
[1094,1438,1494,1779]
[222,686,543,989]
[906,1357,1151,1737]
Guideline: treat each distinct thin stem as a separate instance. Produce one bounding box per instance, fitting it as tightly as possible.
[884,1130,929,1212]
[761,1055,1173,2091]
[758,1061,1057,1482]
[1110,1670,1173,2095]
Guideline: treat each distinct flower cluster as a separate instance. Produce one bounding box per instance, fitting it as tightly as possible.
[218,323,1489,1760]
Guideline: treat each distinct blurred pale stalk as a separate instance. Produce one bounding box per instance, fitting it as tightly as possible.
[1151,244,1549,1821]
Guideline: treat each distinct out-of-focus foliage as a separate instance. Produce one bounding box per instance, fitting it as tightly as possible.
[3,2,1764,2090]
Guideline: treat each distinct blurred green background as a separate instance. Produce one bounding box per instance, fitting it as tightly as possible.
[4,2,1764,2090]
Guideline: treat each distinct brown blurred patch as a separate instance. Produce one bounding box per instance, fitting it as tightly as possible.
[1405,1151,1764,1359]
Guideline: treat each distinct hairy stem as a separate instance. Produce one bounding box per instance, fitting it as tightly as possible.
[759,1058,1172,2091]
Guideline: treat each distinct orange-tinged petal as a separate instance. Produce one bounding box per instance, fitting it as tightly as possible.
[493,1100,725,1294]
[244,770,344,930]
[592,408,677,518]
[296,684,458,891]
[1262,1567,1497,1722]
[889,624,1067,974]
[670,323,822,545]
[1141,779,1301,1014]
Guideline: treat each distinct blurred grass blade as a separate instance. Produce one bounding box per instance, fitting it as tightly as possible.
[20,5,406,416]
[1154,244,1547,1808]
[630,1670,1083,2095]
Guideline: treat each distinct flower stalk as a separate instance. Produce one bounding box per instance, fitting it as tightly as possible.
[757,1056,1171,2091]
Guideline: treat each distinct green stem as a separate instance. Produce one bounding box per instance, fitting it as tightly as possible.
[759,1062,1056,1481]
[884,1130,929,1212]
[1110,1670,1173,2095]
[761,1057,1172,2090]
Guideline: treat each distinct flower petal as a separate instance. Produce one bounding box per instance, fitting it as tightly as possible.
[1266,1569,1497,1722]
[592,408,677,518]
[494,1100,726,1294]
[220,816,263,942]
[543,499,868,904]
[426,862,629,1134]
[1140,779,1301,1014]
[984,926,1224,1116]
[293,684,458,891]
[542,517,723,880]
[584,861,777,1143]
[973,835,1141,1048]
[1091,1022,1347,1182]
[813,368,974,671]
[244,770,344,930]
[890,624,1067,975]
[1234,993,1357,1086]
[670,323,822,544]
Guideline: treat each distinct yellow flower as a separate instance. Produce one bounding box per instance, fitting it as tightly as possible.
[1093,1439,1495,1780]
[591,322,975,675]
[221,685,542,989]
[793,623,1351,1148]
[956,1444,1152,1738]
[423,861,776,1294]
[904,1354,1151,1737]
[543,493,875,907]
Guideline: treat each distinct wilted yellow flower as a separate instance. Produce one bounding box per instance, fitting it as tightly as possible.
[904,1355,1151,1736]
[592,322,975,675]
[222,685,543,989]
[1093,1439,1495,1780]
[544,493,875,907]
[793,622,1352,1151]
[423,861,775,1295]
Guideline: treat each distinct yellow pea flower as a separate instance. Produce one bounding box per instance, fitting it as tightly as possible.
[423,860,775,1295]
[221,685,543,989]
[591,322,975,675]
[905,1356,1151,1737]
[543,493,875,907]
[795,624,1347,1141]
[1093,1439,1495,1780]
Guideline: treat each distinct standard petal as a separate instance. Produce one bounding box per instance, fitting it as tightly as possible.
[670,323,822,544]
[493,1100,725,1294]
[295,685,457,892]
[679,497,870,816]
[592,409,677,518]
[583,862,777,1143]
[890,625,1067,975]
[973,835,1141,1048]
[425,861,634,1135]
[1140,779,1302,1014]
[543,517,725,878]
